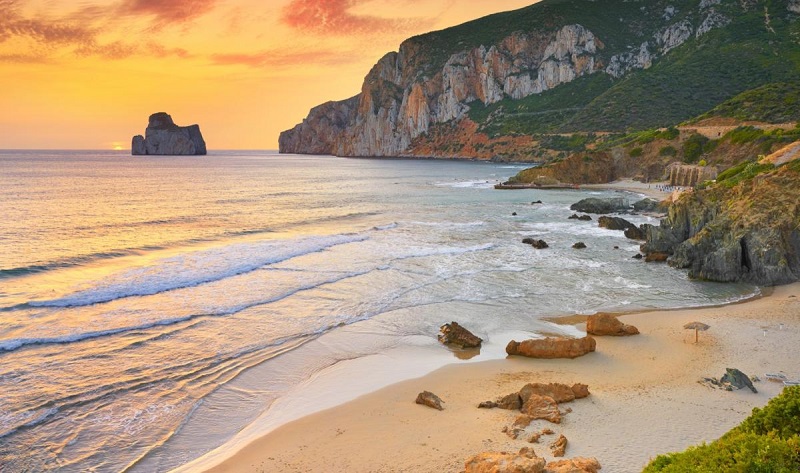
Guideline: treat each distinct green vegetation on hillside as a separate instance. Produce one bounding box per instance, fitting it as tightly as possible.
[694,82,800,124]
[644,386,800,472]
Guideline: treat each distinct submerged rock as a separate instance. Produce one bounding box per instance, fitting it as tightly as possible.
[506,336,596,359]
[131,112,206,156]
[415,391,445,410]
[569,214,593,221]
[586,313,640,336]
[523,238,549,249]
[572,242,587,249]
[438,321,483,348]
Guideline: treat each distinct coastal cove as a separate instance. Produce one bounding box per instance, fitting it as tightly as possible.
[0,151,759,472]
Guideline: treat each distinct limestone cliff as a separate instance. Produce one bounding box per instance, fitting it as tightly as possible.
[280,0,739,158]
[641,160,800,285]
[132,112,207,156]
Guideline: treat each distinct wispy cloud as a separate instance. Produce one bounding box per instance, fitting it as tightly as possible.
[210,47,361,68]
[118,0,220,28]
[281,0,431,35]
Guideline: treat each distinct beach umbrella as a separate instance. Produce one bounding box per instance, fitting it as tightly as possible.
[683,321,710,343]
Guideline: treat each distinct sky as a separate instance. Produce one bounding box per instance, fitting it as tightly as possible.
[0,0,537,150]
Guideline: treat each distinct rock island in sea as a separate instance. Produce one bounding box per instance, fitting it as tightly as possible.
[132,112,207,155]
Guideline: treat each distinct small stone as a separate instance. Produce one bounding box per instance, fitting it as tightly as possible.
[633,253,643,259]
[550,434,568,457]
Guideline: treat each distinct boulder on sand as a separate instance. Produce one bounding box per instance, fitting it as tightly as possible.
[545,457,602,473]
[586,313,639,336]
[438,321,482,348]
[550,434,568,457]
[465,447,546,473]
[415,391,445,410]
[520,394,561,424]
[506,336,596,359]
[721,368,758,393]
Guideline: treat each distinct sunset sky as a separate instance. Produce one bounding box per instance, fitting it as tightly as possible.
[0,0,537,150]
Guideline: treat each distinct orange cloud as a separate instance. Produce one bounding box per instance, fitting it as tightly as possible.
[281,0,431,35]
[211,48,360,68]
[118,0,220,26]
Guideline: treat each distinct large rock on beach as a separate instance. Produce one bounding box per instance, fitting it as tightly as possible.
[131,112,207,156]
[415,391,445,410]
[506,337,596,359]
[520,394,561,423]
[721,368,758,393]
[438,321,482,348]
[520,383,578,404]
[465,447,546,473]
[545,457,602,473]
[570,197,629,214]
[586,313,639,336]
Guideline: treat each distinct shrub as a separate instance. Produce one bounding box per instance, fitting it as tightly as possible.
[630,147,644,157]
[659,146,678,157]
[683,134,709,163]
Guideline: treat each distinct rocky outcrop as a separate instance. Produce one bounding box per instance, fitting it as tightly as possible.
[586,314,639,336]
[280,0,734,158]
[465,447,546,473]
[633,198,667,213]
[415,391,444,410]
[506,336,596,359]
[545,458,601,473]
[438,321,482,348]
[571,198,629,214]
[520,383,589,404]
[598,216,637,231]
[641,163,800,285]
[131,113,206,156]
[791,0,800,13]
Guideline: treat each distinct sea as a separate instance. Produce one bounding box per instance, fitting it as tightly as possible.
[0,150,757,472]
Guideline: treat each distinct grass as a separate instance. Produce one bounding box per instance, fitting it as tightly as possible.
[693,82,800,124]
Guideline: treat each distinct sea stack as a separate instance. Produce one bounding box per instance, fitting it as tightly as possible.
[132,112,206,155]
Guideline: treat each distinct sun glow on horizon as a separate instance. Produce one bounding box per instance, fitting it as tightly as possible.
[0,0,538,149]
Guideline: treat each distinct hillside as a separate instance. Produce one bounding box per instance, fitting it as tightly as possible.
[280,0,800,164]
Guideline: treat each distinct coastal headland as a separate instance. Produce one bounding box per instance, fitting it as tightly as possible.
[195,282,800,473]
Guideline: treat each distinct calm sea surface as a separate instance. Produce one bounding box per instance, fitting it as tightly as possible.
[0,150,756,472]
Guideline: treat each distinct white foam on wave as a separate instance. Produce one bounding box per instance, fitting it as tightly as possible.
[30,233,368,308]
[407,220,486,228]
[392,243,495,261]
[432,179,497,189]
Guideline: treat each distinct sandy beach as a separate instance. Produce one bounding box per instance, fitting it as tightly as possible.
[581,179,673,201]
[199,282,800,473]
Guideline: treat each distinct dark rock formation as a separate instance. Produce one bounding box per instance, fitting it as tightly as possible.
[506,336,596,359]
[598,216,637,231]
[633,198,667,213]
[572,242,587,249]
[465,447,546,473]
[586,314,640,336]
[438,322,482,348]
[132,112,206,156]
[624,226,647,241]
[570,198,629,214]
[569,214,593,221]
[415,391,445,410]
[641,164,800,285]
[523,238,549,249]
[721,368,758,393]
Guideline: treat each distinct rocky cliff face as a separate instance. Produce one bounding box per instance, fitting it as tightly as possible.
[280,1,734,157]
[132,112,207,156]
[641,162,800,285]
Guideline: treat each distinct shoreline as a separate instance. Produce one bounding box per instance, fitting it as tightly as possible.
[189,282,800,473]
